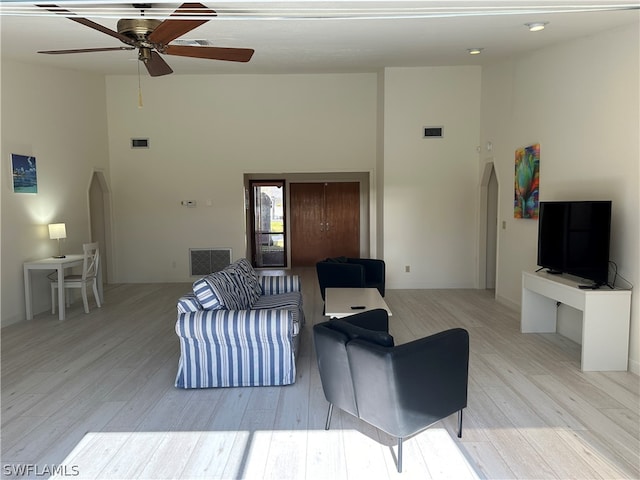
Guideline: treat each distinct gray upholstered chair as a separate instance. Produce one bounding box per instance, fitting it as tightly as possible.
[313,309,469,472]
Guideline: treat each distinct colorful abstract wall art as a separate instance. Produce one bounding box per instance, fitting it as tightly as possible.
[514,144,539,218]
[11,154,38,194]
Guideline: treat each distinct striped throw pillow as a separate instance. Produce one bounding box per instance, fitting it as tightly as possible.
[192,275,223,310]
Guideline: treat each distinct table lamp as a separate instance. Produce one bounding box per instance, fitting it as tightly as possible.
[48,223,67,258]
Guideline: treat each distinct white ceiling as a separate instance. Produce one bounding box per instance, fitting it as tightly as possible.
[1,1,638,76]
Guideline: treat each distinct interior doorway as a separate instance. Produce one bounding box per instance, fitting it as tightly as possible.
[478,162,498,290]
[244,172,370,269]
[88,170,113,284]
[486,166,498,289]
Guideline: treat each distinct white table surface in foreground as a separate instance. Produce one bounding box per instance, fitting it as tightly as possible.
[23,254,103,321]
[324,287,392,318]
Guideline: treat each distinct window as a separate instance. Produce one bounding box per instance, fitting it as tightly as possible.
[249,180,286,268]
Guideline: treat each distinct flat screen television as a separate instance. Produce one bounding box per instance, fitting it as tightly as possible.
[537,200,612,286]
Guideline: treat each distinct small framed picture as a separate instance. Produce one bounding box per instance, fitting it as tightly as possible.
[11,153,38,194]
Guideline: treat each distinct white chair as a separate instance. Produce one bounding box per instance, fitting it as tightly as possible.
[51,242,101,315]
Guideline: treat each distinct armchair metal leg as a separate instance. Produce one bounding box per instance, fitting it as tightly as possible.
[397,437,403,473]
[325,403,333,430]
[457,409,464,438]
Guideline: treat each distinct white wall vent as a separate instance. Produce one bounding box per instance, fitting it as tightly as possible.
[190,248,232,276]
[131,138,149,148]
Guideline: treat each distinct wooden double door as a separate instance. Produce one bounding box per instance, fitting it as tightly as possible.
[290,182,360,266]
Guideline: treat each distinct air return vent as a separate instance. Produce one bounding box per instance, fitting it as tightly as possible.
[131,138,149,148]
[423,126,443,138]
[190,248,232,276]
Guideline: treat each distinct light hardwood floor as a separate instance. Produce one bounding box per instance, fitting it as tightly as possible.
[2,268,638,479]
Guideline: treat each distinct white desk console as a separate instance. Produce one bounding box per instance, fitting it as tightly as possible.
[521,271,631,372]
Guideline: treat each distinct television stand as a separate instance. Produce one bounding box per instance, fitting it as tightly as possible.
[521,271,631,371]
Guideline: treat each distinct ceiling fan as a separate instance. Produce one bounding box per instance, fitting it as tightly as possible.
[36,3,254,76]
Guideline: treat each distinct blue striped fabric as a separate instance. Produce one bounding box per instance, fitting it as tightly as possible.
[192,275,223,310]
[192,261,297,311]
[207,270,247,310]
[221,264,261,308]
[229,258,263,298]
[260,275,301,295]
[193,269,249,310]
[252,292,304,335]
[174,309,295,388]
[177,293,202,313]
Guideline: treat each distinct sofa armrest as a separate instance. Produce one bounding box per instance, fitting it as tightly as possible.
[175,308,295,388]
[260,275,301,295]
[176,308,294,341]
[177,293,203,313]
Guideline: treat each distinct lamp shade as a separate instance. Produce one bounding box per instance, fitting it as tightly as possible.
[48,223,67,240]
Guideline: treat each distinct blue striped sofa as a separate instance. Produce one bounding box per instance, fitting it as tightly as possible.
[175,259,304,388]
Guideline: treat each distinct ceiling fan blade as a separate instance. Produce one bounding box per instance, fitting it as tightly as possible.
[148,3,216,46]
[164,45,254,62]
[144,51,174,77]
[38,46,135,55]
[36,4,136,46]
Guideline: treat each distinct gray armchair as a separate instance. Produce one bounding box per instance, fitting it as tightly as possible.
[313,309,469,472]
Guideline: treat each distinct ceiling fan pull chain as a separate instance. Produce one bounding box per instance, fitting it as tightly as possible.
[137,60,143,109]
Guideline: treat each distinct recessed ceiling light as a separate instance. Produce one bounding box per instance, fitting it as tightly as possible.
[525,22,548,32]
[467,48,483,55]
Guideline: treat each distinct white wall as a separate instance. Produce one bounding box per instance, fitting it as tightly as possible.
[1,61,110,326]
[383,66,482,288]
[3,25,637,375]
[105,74,378,282]
[481,23,640,373]
[106,68,482,288]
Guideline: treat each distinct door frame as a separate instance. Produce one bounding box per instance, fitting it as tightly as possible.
[477,161,499,292]
[248,179,287,268]
[244,171,372,268]
[87,169,114,283]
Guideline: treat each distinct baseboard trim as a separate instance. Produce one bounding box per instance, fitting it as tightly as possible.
[495,294,519,312]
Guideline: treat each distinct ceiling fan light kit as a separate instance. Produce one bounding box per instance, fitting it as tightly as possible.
[36,2,255,77]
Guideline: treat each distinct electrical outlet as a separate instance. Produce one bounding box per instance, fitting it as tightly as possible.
[405,265,410,273]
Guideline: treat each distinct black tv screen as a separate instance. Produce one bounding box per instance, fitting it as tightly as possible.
[537,201,612,285]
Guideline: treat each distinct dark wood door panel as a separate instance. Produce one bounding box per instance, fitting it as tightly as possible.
[290,183,326,266]
[290,182,360,266]
[325,182,360,259]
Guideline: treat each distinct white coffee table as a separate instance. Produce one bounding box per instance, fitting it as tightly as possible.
[324,287,392,318]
